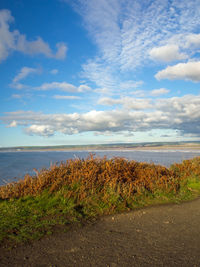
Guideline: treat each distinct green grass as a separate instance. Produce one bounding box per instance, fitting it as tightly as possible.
[0,191,82,244]
[0,175,200,246]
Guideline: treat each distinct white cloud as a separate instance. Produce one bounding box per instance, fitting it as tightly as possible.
[0,9,67,62]
[35,82,91,92]
[98,97,152,110]
[68,0,200,90]
[98,97,120,106]
[25,125,55,137]
[36,82,76,92]
[156,95,200,115]
[10,66,41,90]
[119,80,144,90]
[150,88,170,96]
[82,58,143,95]
[149,45,187,62]
[155,61,200,82]
[131,90,145,97]
[16,35,67,60]
[1,94,200,137]
[82,59,116,90]
[0,95,200,136]
[16,36,52,57]
[54,43,67,60]
[72,0,121,63]
[0,9,16,62]
[185,34,200,47]
[53,95,81,99]
[13,66,40,83]
[78,84,91,92]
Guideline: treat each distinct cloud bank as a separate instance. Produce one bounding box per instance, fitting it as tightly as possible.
[1,95,200,137]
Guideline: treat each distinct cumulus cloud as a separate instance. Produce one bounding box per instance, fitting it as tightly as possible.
[2,94,200,137]
[25,125,55,137]
[155,61,200,82]
[158,33,200,57]
[149,45,187,62]
[156,95,200,115]
[0,9,67,62]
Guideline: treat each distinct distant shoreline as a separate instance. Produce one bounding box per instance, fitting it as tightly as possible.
[1,143,200,152]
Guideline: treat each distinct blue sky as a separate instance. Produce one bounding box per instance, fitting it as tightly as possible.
[0,0,200,147]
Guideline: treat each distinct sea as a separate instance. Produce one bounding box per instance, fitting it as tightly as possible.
[0,150,200,186]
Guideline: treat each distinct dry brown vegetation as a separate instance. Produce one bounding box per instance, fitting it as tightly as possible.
[1,154,199,200]
[0,155,200,244]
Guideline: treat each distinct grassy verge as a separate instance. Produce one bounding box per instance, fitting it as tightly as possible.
[0,155,200,246]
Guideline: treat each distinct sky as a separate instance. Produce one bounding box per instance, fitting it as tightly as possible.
[0,0,200,147]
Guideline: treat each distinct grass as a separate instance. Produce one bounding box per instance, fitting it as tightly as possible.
[0,154,200,246]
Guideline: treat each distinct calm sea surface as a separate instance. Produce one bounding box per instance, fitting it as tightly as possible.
[0,150,200,186]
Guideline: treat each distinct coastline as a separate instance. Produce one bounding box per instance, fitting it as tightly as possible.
[1,143,200,153]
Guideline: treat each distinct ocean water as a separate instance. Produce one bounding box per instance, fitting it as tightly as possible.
[0,150,200,186]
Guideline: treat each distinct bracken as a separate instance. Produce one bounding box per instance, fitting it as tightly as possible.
[0,154,199,200]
